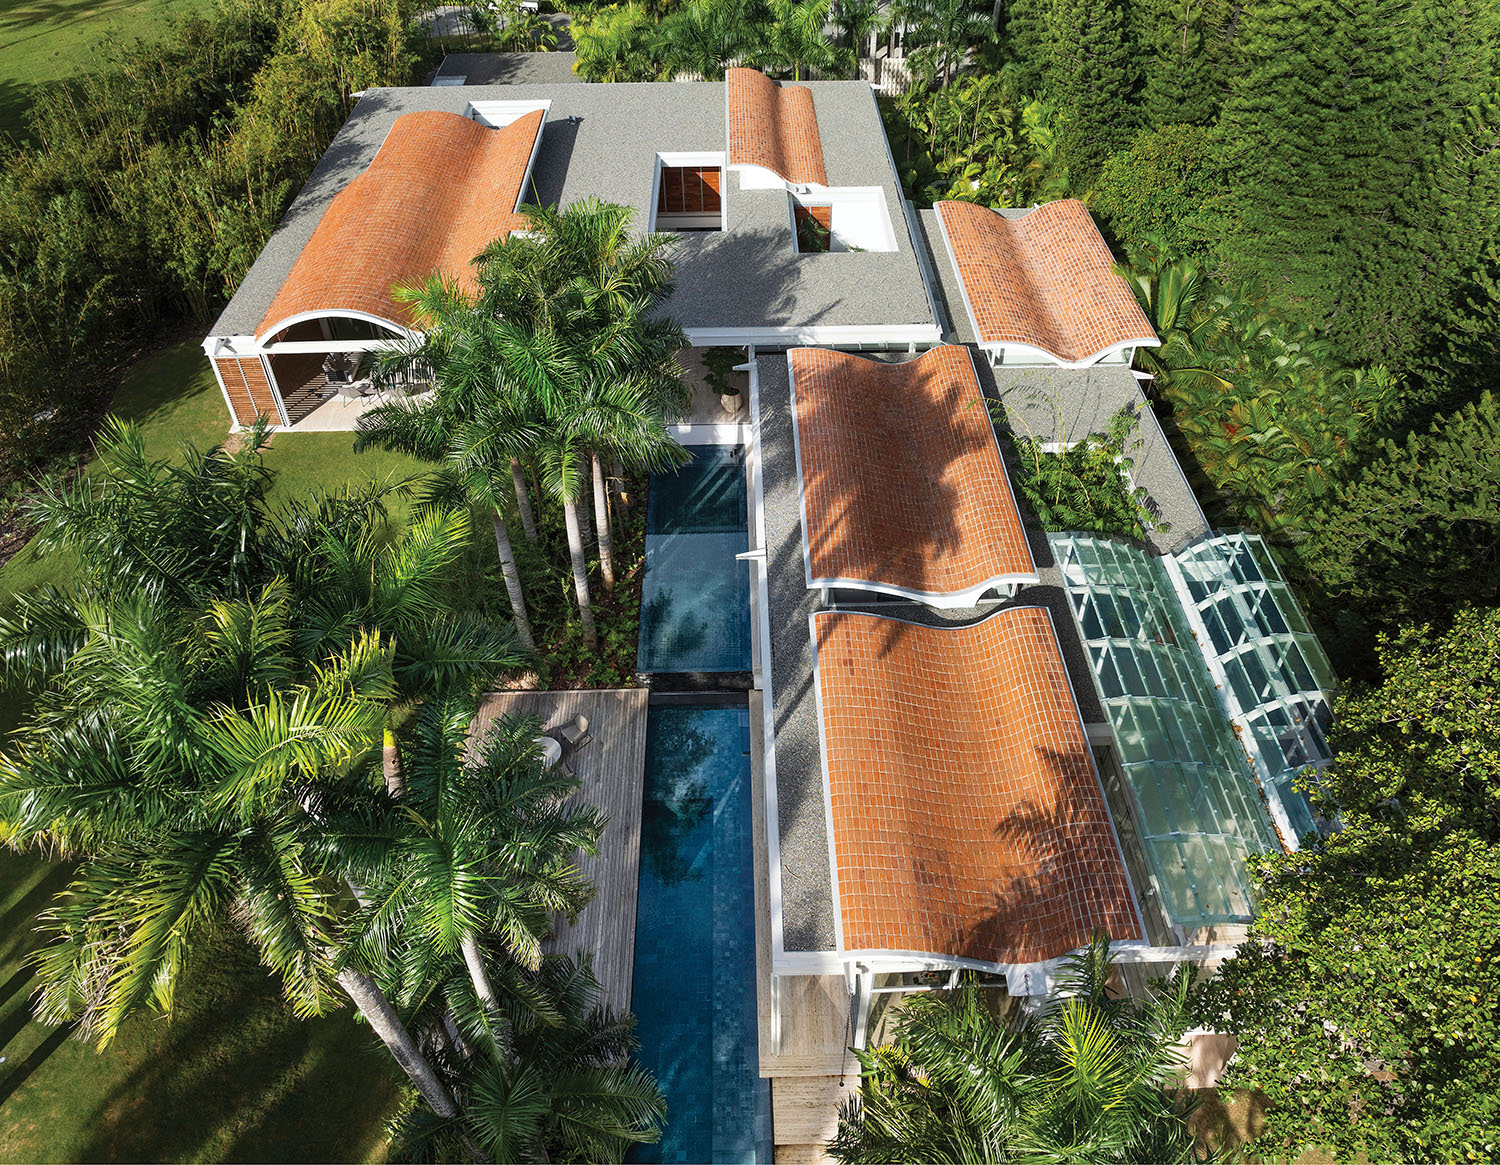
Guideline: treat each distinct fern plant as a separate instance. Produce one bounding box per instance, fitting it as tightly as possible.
[1009,405,1163,541]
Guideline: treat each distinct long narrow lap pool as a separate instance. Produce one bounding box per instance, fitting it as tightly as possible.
[629,703,769,1163]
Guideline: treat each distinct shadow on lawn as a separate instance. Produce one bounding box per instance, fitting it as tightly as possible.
[67,925,401,1163]
[0,78,37,144]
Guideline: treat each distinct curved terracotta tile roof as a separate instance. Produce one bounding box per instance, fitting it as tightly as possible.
[813,607,1142,966]
[936,200,1160,365]
[726,67,828,186]
[789,346,1036,603]
[256,109,545,341]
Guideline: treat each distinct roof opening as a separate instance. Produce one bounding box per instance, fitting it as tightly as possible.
[794,202,832,252]
[655,164,723,232]
[790,188,897,253]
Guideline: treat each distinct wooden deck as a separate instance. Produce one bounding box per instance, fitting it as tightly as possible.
[471,687,650,1015]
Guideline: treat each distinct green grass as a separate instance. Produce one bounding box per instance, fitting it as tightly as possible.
[0,336,437,1162]
[0,0,210,139]
[0,335,432,605]
[0,852,402,1164]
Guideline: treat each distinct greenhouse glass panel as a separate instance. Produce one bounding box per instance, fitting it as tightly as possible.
[1163,534,1338,848]
[1051,534,1278,930]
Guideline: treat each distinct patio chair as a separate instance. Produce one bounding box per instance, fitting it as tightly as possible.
[336,382,364,402]
[560,714,592,751]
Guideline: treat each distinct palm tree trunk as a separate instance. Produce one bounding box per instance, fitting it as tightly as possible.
[561,495,598,649]
[336,968,458,1118]
[382,727,403,797]
[511,458,538,544]
[610,454,630,513]
[462,932,501,1011]
[491,509,537,653]
[592,453,615,593]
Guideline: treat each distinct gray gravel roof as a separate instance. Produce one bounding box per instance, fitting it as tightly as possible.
[210,78,936,339]
[435,51,582,85]
[759,347,1119,954]
[981,362,1209,553]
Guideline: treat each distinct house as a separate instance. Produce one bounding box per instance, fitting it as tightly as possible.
[205,60,1336,1152]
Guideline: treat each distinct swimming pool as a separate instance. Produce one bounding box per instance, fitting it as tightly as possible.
[637,446,752,674]
[628,703,770,1163]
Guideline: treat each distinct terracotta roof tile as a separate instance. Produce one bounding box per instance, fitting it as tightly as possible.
[726,67,828,186]
[790,346,1036,601]
[936,200,1159,365]
[256,109,544,340]
[814,607,1142,966]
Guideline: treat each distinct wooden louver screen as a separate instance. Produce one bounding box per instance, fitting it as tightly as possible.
[657,166,723,214]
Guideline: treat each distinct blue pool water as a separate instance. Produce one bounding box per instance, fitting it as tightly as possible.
[629,704,770,1163]
[637,446,752,673]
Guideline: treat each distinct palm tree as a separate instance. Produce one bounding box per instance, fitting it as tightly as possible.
[393,953,667,1162]
[753,0,857,79]
[570,3,666,82]
[835,0,887,58]
[659,0,758,79]
[351,695,604,1056]
[361,280,543,652]
[897,0,991,86]
[829,935,1203,1163]
[481,200,690,603]
[1113,235,1231,391]
[0,422,518,1122]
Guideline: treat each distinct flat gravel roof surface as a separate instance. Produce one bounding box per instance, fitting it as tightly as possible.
[211,79,936,339]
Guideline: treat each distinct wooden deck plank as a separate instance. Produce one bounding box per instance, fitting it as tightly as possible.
[471,688,649,1015]
[772,1075,860,1146]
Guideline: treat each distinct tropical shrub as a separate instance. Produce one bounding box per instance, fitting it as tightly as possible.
[1094,124,1228,264]
[830,937,1202,1163]
[1009,405,1160,541]
[882,73,1071,207]
[1194,609,1500,1162]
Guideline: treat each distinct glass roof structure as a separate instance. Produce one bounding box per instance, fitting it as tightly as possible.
[1166,534,1336,843]
[1052,533,1338,931]
[1051,535,1278,930]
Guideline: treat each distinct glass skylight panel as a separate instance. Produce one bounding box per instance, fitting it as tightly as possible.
[1052,534,1278,931]
[1164,533,1337,846]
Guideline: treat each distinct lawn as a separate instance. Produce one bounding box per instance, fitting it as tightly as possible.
[0,0,210,139]
[0,336,432,1163]
[0,852,402,1164]
[0,335,430,604]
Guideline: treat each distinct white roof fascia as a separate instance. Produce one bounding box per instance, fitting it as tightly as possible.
[807,574,1041,608]
[686,324,942,348]
[982,336,1162,370]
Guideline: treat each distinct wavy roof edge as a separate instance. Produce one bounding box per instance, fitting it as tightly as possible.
[788,345,1037,604]
[935,199,1160,366]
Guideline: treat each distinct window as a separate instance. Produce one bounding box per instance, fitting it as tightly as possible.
[656,166,723,231]
[794,203,833,252]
